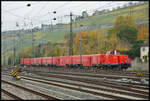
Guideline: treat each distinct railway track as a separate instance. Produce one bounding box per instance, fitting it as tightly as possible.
[3,69,149,89]
[2,80,61,100]
[23,77,148,99]
[20,76,148,100]
[2,67,149,100]
[2,68,149,88]
[24,69,149,82]
[29,72,149,93]
[2,66,149,77]
[2,89,23,100]
[2,74,148,100]
[28,67,149,77]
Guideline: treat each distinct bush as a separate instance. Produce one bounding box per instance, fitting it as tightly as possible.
[140,58,143,62]
[144,55,148,62]
[128,40,144,59]
[117,25,138,44]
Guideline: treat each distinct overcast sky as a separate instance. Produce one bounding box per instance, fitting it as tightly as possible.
[2,1,135,31]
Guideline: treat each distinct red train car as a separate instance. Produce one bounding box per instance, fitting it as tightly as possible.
[45,57,60,67]
[36,58,42,66]
[20,58,31,66]
[53,57,60,67]
[20,50,131,70]
[72,55,80,67]
[59,56,72,67]
[82,55,92,67]
[91,54,102,67]
[20,59,24,66]
[41,57,48,67]
[31,58,37,66]
[71,55,91,67]
[45,57,53,66]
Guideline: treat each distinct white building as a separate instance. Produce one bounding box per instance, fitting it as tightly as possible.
[140,41,149,62]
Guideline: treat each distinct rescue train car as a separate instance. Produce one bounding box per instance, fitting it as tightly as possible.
[20,50,131,70]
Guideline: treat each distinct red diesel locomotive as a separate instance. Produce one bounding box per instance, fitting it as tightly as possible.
[20,50,131,70]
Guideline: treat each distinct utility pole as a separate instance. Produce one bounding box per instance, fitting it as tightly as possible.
[26,3,34,58]
[129,2,133,17]
[51,20,53,31]
[80,25,83,67]
[12,22,19,66]
[80,31,82,67]
[31,22,34,58]
[17,22,21,65]
[69,12,73,56]
[3,43,6,66]
[13,36,16,66]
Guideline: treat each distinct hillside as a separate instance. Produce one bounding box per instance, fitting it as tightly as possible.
[31,3,149,43]
[59,3,149,28]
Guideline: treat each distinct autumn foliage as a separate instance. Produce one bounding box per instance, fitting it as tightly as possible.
[137,25,149,41]
[112,15,138,44]
[73,30,130,55]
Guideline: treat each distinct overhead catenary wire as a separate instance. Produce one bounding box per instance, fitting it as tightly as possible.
[3,10,40,22]
[32,2,49,18]
[20,2,125,27]
[2,2,120,27]
[34,2,71,19]
[39,2,106,24]
[3,2,41,12]
[37,1,93,22]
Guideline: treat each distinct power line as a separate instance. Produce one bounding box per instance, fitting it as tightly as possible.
[40,3,90,24]
[2,2,134,30]
[3,9,41,22]
[3,2,115,25]
[34,2,71,19]
[3,2,41,12]
[32,3,48,18]
[49,2,116,22]
[52,2,93,18]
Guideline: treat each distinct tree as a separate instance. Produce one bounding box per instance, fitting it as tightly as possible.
[18,48,32,58]
[113,15,138,44]
[53,45,62,56]
[117,25,138,44]
[108,34,118,50]
[8,56,12,65]
[73,31,108,55]
[128,40,144,59]
[107,27,113,39]
[137,25,149,41]
[117,6,120,9]
[82,11,88,18]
